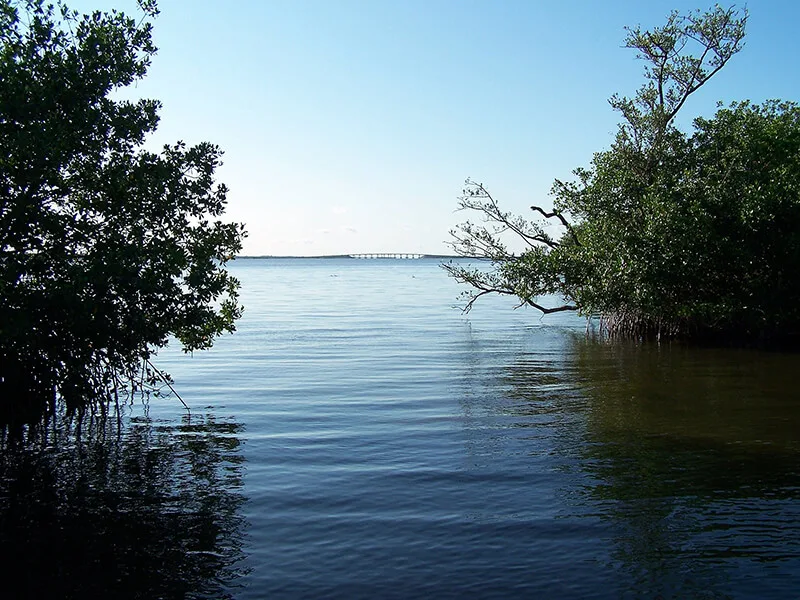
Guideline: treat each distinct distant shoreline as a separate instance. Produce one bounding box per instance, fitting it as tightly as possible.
[236,254,481,260]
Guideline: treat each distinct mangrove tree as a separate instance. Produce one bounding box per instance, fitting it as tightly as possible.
[0,0,246,419]
[445,5,800,341]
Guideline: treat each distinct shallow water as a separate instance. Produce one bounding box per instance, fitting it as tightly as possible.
[2,258,800,599]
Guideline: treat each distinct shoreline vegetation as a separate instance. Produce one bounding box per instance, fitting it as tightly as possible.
[445,6,800,346]
[0,0,245,423]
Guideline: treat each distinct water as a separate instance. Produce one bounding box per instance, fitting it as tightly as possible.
[2,258,800,598]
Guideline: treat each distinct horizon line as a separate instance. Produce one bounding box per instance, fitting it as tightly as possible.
[235,253,480,260]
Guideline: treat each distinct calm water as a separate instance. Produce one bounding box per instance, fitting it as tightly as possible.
[2,258,800,599]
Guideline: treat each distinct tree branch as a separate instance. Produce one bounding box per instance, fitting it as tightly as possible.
[441,261,576,315]
[460,181,558,249]
[530,205,581,246]
[525,299,578,314]
[146,358,190,412]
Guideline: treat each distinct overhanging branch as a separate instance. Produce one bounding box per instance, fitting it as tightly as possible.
[524,299,578,314]
[441,261,576,315]
[530,205,581,246]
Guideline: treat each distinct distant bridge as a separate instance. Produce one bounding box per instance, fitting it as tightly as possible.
[349,253,425,259]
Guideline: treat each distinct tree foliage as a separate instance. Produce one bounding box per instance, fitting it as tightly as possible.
[445,5,800,341]
[0,0,246,416]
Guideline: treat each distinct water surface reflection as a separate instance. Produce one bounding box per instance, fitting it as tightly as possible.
[507,337,800,598]
[0,407,248,599]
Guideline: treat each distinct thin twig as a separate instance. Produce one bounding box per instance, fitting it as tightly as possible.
[145,359,190,412]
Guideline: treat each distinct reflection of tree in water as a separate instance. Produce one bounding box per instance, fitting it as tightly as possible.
[503,336,800,598]
[0,405,248,599]
[569,338,800,495]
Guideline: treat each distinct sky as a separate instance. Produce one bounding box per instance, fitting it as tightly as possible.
[68,0,800,256]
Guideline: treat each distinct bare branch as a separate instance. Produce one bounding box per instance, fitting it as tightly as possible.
[524,299,578,314]
[530,205,581,246]
[454,180,561,252]
[145,358,190,412]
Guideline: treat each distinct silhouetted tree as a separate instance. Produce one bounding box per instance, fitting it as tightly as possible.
[0,0,246,416]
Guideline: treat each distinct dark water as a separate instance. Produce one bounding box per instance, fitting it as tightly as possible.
[2,258,800,599]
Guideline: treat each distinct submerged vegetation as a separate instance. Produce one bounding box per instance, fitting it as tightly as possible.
[445,5,800,342]
[0,0,246,422]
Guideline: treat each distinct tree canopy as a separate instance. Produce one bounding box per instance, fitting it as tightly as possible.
[0,0,246,418]
[445,5,800,342]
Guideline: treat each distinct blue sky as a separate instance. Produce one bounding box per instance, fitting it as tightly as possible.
[71,0,800,255]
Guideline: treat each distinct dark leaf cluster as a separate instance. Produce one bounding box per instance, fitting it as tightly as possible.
[0,0,246,417]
